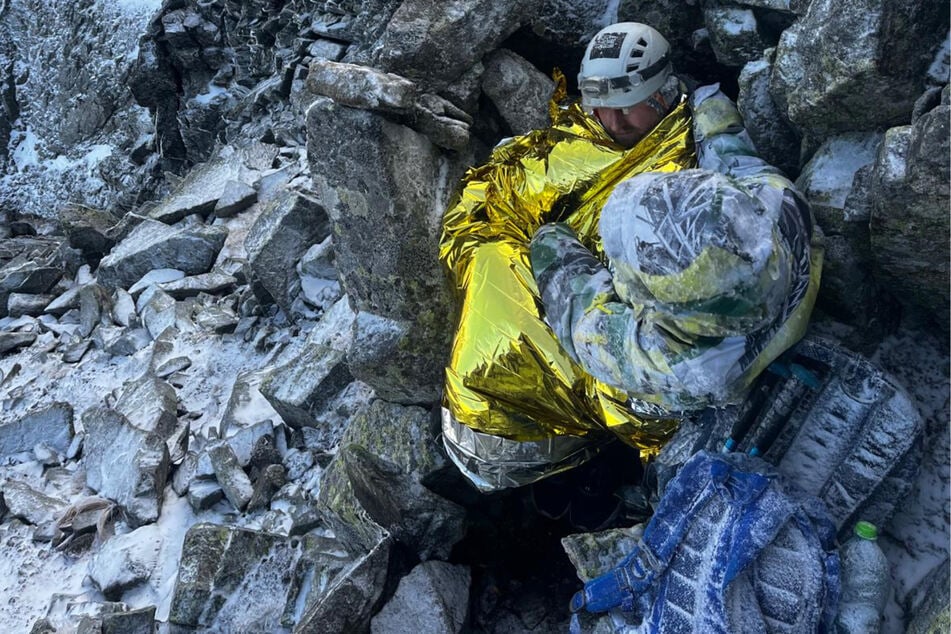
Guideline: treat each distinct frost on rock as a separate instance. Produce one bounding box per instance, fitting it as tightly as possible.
[0,0,159,218]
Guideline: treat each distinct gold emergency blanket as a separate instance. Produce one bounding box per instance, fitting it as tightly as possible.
[439,77,696,456]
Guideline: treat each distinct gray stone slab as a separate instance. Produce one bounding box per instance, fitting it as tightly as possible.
[245,190,330,320]
[82,408,170,527]
[1,480,67,526]
[208,443,253,511]
[214,180,258,218]
[97,219,227,291]
[371,561,471,634]
[0,402,74,459]
[259,344,351,428]
[115,375,179,439]
[169,524,348,631]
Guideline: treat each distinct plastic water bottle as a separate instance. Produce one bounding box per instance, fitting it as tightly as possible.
[836,521,890,634]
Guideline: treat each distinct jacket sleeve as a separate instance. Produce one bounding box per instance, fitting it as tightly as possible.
[529,86,815,410]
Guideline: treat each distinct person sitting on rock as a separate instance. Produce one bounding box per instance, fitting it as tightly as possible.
[438,22,823,515]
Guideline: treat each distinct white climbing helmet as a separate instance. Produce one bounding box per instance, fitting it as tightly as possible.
[578,22,672,110]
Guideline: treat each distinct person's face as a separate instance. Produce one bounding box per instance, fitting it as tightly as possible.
[594,100,663,148]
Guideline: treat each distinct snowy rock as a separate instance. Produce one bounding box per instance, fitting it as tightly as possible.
[271,483,323,536]
[0,260,61,296]
[0,402,74,458]
[93,326,152,357]
[44,286,82,317]
[156,271,237,300]
[297,238,342,311]
[907,559,950,634]
[796,132,885,325]
[770,0,947,139]
[79,283,112,338]
[298,238,336,280]
[127,269,185,298]
[735,0,809,13]
[148,156,257,224]
[317,399,457,556]
[737,51,801,178]
[306,59,417,113]
[209,443,254,512]
[153,355,191,379]
[481,49,555,135]
[245,189,330,320]
[1,481,66,526]
[88,524,163,599]
[343,444,467,561]
[108,288,137,328]
[187,480,225,512]
[248,433,283,476]
[529,0,624,47]
[223,420,278,469]
[296,535,393,634]
[247,463,286,512]
[61,339,91,364]
[114,375,179,439]
[370,561,471,634]
[7,293,53,318]
[869,92,951,331]
[704,6,767,67]
[213,180,258,218]
[347,311,447,403]
[96,219,227,291]
[283,449,315,482]
[0,331,37,354]
[193,304,239,334]
[81,408,170,527]
[139,288,177,340]
[31,600,157,634]
[259,344,352,428]
[307,99,460,401]
[169,524,347,631]
[0,0,156,219]
[370,0,540,93]
[218,368,281,437]
[59,205,118,263]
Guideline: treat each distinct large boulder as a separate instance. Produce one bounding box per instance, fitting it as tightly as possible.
[148,155,260,224]
[259,344,353,428]
[481,49,555,135]
[245,189,331,320]
[738,50,802,178]
[295,535,394,634]
[868,89,951,331]
[96,219,228,291]
[0,402,74,459]
[82,407,171,527]
[0,0,157,218]
[704,6,769,68]
[369,0,541,93]
[169,524,355,632]
[307,98,464,403]
[114,374,179,439]
[370,561,471,634]
[795,132,886,326]
[770,0,949,139]
[316,399,464,558]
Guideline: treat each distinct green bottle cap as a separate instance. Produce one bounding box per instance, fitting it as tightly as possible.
[854,521,878,540]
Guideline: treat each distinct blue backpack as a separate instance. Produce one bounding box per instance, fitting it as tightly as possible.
[570,451,841,633]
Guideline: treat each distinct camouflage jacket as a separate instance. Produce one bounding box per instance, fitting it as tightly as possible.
[530,84,823,411]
